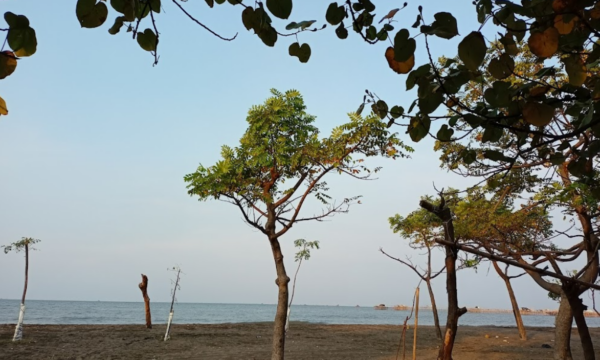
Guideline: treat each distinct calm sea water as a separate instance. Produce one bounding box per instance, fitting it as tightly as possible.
[1,299,600,327]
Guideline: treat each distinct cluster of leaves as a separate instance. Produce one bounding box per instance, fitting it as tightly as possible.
[2,237,41,254]
[0,12,37,117]
[184,89,412,236]
[293,239,320,262]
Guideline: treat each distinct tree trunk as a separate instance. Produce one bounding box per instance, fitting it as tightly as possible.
[426,278,442,341]
[565,289,595,360]
[554,294,574,360]
[138,274,152,329]
[270,236,290,360]
[438,242,466,360]
[12,244,29,341]
[491,261,526,340]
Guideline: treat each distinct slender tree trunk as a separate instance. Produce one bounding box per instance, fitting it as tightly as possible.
[564,289,595,360]
[554,294,574,360]
[285,257,303,333]
[426,279,442,341]
[138,274,152,329]
[491,261,527,340]
[270,236,290,360]
[13,244,29,341]
[438,242,465,360]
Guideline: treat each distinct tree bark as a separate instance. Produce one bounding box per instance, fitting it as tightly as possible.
[138,274,152,329]
[426,278,442,341]
[491,261,527,340]
[270,236,290,360]
[554,294,574,360]
[12,243,29,341]
[564,288,595,360]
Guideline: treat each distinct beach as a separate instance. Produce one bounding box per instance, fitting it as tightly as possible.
[2,323,600,360]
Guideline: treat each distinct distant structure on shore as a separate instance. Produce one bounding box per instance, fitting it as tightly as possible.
[374,304,388,310]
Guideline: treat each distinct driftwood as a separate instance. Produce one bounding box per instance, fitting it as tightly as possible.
[139,274,152,329]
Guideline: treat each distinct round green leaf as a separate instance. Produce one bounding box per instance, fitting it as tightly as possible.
[266,0,293,20]
[373,100,388,118]
[437,124,454,141]
[409,115,430,142]
[487,53,515,80]
[289,42,311,63]
[326,3,345,25]
[458,31,487,72]
[394,29,416,62]
[108,16,125,35]
[76,0,108,28]
[418,91,444,114]
[335,22,348,39]
[8,27,37,57]
[419,12,458,39]
[4,12,29,28]
[137,28,158,52]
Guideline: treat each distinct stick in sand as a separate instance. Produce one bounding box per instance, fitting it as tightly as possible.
[164,266,182,341]
[413,287,420,360]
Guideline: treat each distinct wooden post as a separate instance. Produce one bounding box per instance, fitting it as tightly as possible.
[164,268,181,341]
[413,287,420,360]
[139,274,152,329]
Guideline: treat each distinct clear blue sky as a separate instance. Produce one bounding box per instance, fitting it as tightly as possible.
[0,0,584,311]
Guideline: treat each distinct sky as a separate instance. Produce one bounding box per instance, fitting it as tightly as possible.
[0,0,591,311]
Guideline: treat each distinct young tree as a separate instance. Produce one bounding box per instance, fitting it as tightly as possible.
[385,206,446,341]
[2,237,40,341]
[184,89,410,359]
[285,239,319,334]
[164,266,182,341]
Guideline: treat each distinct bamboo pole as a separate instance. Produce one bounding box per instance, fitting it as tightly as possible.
[413,287,420,360]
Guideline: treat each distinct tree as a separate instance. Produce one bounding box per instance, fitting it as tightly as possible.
[431,36,600,359]
[2,237,40,341]
[184,89,410,359]
[285,239,319,334]
[385,203,446,341]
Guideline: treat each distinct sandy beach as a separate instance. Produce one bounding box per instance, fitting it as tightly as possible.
[2,323,600,359]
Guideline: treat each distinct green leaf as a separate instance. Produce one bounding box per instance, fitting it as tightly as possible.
[406,64,431,91]
[522,101,555,127]
[150,0,161,13]
[266,0,292,20]
[458,31,486,71]
[411,15,421,28]
[563,56,587,87]
[549,153,566,165]
[108,16,126,35]
[484,81,511,108]
[137,28,158,52]
[7,27,37,57]
[419,12,458,39]
[0,52,17,80]
[393,29,416,62]
[481,125,503,143]
[297,20,316,29]
[76,0,108,28]
[418,91,444,114]
[462,149,477,164]
[335,22,348,39]
[390,105,404,118]
[243,8,260,30]
[483,150,512,162]
[409,115,430,142]
[326,3,345,25]
[487,53,515,80]
[111,0,135,21]
[437,124,454,141]
[4,12,29,28]
[463,114,483,128]
[257,25,278,46]
[373,100,388,118]
[288,42,311,63]
[205,0,214,8]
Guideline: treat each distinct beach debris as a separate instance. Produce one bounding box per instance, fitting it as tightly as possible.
[138,274,152,329]
[485,334,490,338]
[542,344,552,348]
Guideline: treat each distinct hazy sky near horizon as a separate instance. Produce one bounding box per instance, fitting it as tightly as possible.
[0,1,589,311]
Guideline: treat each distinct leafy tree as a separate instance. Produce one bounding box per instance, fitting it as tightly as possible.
[386,201,446,341]
[431,35,600,360]
[285,239,319,333]
[2,237,41,341]
[184,89,410,359]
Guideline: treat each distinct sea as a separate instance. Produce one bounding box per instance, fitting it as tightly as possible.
[1,299,600,327]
